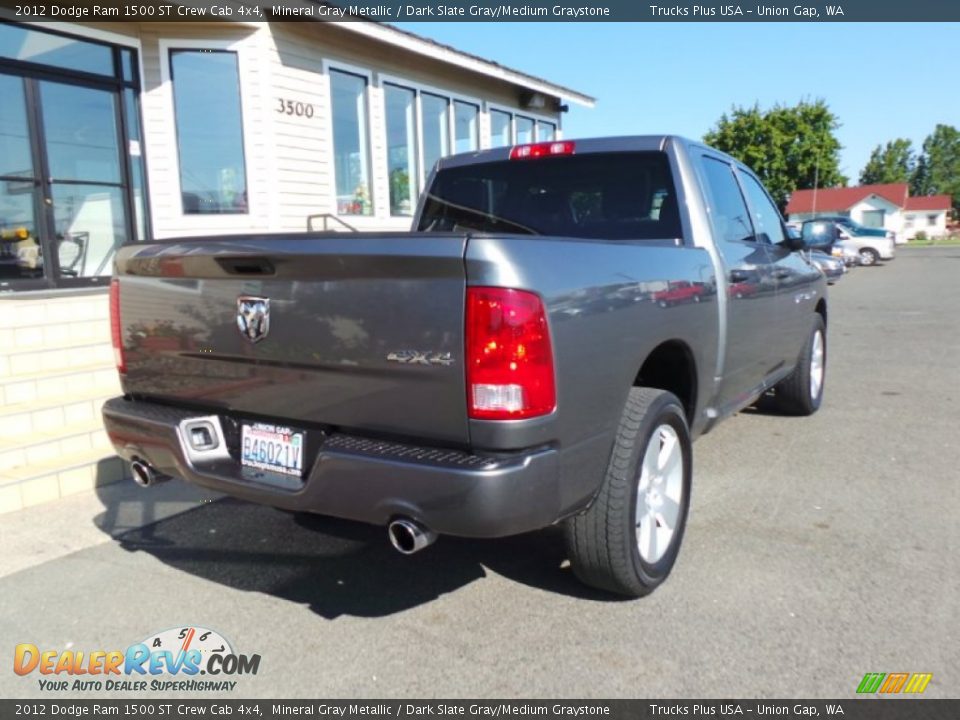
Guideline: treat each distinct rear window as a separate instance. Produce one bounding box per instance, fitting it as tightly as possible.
[417,151,682,241]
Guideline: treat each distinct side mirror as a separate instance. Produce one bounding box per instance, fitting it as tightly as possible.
[801,220,839,249]
[783,226,806,251]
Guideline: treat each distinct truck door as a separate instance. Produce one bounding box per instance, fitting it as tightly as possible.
[697,155,779,411]
[737,171,822,371]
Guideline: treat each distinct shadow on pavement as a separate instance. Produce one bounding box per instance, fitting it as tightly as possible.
[92,458,223,539]
[100,493,620,619]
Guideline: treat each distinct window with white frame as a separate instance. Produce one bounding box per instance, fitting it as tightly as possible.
[515,115,535,144]
[927,214,937,226]
[170,50,248,214]
[421,92,450,181]
[384,82,486,215]
[454,100,479,153]
[329,69,372,216]
[905,215,914,228]
[537,120,557,141]
[860,209,884,228]
[490,109,512,147]
[384,83,418,216]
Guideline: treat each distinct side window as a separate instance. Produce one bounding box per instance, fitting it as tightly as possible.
[329,69,372,216]
[739,173,786,245]
[700,157,754,244]
[170,50,248,215]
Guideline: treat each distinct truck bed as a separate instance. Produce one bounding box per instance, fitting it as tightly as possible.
[114,232,469,445]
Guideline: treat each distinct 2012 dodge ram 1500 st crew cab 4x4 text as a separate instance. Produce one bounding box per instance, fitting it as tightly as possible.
[102,136,827,597]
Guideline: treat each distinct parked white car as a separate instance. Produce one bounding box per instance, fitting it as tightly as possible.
[836,230,895,266]
[801,219,895,266]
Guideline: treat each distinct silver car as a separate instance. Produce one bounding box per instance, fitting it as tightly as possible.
[809,250,845,283]
[835,229,895,266]
[801,219,895,266]
[829,242,860,267]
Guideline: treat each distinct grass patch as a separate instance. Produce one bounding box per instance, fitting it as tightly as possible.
[906,235,960,246]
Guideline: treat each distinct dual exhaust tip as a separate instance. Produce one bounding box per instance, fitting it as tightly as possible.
[388,518,437,555]
[130,458,169,488]
[132,457,436,555]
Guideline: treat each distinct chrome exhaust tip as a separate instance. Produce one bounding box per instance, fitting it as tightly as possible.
[388,518,437,555]
[130,459,167,488]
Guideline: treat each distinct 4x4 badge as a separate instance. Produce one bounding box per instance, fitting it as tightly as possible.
[386,350,454,366]
[237,296,270,343]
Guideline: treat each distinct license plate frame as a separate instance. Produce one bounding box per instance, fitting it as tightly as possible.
[240,422,305,478]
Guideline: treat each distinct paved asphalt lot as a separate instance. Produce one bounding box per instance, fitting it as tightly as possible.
[1,247,957,699]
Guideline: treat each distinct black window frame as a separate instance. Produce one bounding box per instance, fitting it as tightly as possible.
[0,21,149,292]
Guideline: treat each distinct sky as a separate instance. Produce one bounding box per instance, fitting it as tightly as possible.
[398,22,958,182]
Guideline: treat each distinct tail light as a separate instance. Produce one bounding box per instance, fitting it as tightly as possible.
[109,278,126,374]
[466,287,555,420]
[509,141,575,160]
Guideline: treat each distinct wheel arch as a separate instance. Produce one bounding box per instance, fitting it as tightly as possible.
[815,298,827,328]
[633,340,698,424]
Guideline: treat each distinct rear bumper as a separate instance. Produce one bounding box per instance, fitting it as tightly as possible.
[101,397,562,538]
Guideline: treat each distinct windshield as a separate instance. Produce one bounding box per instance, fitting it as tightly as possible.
[417,151,682,241]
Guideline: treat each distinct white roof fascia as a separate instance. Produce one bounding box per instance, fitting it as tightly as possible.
[333,21,595,108]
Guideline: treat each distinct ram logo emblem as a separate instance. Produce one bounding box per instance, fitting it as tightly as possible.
[237,296,270,343]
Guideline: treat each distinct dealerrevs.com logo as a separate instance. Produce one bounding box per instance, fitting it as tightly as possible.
[13,626,261,693]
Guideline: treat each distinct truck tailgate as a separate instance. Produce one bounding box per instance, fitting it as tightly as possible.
[114,233,469,445]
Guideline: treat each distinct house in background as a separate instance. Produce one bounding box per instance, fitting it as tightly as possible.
[786,183,908,233]
[902,195,952,238]
[785,183,953,240]
[0,17,593,514]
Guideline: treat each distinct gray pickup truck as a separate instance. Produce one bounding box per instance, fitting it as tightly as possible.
[102,136,827,597]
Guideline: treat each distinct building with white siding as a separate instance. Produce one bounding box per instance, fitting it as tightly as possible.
[0,17,593,512]
[785,183,953,241]
[901,195,952,239]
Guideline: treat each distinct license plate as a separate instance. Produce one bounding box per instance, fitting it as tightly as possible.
[241,422,305,478]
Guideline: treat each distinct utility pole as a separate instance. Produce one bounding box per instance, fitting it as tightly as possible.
[812,159,819,216]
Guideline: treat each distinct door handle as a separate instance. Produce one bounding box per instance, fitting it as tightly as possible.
[216,257,275,275]
[773,270,791,280]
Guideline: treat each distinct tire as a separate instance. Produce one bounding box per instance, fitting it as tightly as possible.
[859,248,879,266]
[772,314,826,416]
[565,388,692,597]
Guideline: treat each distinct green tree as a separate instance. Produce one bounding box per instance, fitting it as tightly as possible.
[916,124,960,212]
[910,155,932,196]
[859,139,915,185]
[704,99,846,210]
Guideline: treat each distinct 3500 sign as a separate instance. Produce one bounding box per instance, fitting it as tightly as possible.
[276,98,315,118]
